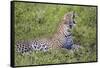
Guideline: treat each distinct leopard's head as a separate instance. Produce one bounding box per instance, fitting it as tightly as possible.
[63,11,77,29]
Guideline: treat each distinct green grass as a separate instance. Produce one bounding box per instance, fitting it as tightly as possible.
[15,48,96,66]
[14,2,97,66]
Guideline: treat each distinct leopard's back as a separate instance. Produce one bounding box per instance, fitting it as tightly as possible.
[16,40,33,54]
[16,39,51,54]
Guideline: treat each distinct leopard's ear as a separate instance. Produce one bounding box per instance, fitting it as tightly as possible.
[72,11,79,19]
[72,11,75,19]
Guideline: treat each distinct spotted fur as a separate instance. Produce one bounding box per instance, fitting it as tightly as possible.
[51,11,76,48]
[16,39,50,54]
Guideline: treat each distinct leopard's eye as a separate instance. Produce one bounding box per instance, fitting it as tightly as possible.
[16,44,19,46]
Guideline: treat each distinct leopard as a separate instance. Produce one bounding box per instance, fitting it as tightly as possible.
[50,11,76,49]
[15,11,78,54]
